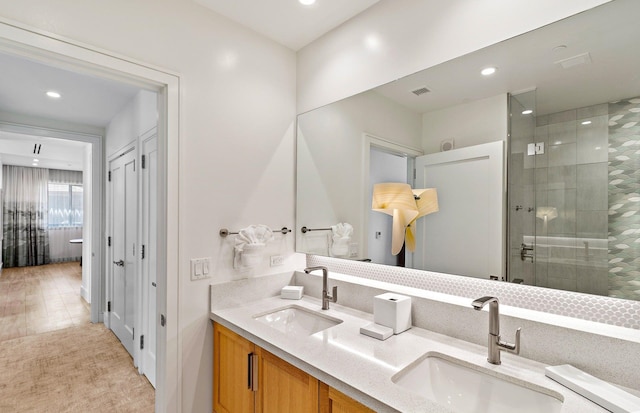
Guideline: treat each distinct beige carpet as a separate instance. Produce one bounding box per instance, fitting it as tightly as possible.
[0,323,155,412]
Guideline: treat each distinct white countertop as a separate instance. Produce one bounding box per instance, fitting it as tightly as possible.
[210,293,610,413]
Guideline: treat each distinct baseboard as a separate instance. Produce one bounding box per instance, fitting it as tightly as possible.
[103,312,110,328]
[80,285,90,303]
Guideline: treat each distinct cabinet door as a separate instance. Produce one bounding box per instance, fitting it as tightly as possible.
[256,347,319,413]
[213,323,255,413]
[319,382,375,413]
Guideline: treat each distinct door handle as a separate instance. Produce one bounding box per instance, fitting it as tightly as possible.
[113,260,124,267]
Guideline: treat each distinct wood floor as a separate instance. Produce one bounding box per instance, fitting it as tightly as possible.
[0,262,155,412]
[0,262,89,341]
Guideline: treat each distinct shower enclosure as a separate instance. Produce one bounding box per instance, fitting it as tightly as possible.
[508,90,640,301]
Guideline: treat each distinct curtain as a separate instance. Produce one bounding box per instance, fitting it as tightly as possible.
[49,227,82,263]
[49,169,82,185]
[47,168,83,263]
[2,165,50,267]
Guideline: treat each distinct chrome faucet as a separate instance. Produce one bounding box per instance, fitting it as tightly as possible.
[303,266,337,310]
[471,296,521,365]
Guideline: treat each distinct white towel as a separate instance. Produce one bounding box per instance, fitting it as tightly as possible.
[233,225,274,268]
[331,223,353,257]
[234,224,274,254]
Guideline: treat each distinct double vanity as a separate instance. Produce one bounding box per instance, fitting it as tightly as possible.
[210,269,639,412]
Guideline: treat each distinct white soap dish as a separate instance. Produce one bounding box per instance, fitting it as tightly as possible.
[281,285,303,300]
[360,323,393,341]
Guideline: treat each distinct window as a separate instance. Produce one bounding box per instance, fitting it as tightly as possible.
[48,183,83,227]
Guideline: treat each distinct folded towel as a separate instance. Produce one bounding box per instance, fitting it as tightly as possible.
[331,223,353,240]
[331,223,353,257]
[234,225,274,254]
[233,225,274,269]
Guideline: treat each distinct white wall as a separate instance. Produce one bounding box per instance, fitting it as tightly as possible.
[0,2,297,412]
[297,0,611,113]
[296,90,422,257]
[105,90,157,157]
[422,94,508,154]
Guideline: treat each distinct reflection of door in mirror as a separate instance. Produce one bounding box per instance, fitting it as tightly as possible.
[414,141,504,279]
[368,146,410,266]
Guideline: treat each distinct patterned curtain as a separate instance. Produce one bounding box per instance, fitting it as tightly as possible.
[2,165,50,267]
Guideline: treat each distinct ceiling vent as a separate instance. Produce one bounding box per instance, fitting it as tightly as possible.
[411,87,431,96]
[555,52,592,69]
[33,143,42,154]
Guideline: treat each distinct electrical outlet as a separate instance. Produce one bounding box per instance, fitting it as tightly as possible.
[270,255,284,267]
[191,257,212,280]
[349,243,359,258]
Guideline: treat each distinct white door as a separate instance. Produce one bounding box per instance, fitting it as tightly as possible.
[141,132,157,387]
[109,149,137,357]
[414,141,504,279]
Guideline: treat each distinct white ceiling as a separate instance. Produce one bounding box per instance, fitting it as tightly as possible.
[0,51,142,171]
[0,131,87,171]
[0,52,141,128]
[193,0,381,51]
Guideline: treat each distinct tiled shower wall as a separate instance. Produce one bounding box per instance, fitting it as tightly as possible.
[511,96,640,300]
[533,103,609,296]
[608,97,640,301]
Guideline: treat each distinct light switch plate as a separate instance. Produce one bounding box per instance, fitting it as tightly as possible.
[191,257,212,280]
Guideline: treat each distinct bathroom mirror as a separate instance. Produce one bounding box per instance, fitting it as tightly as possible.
[296,0,640,302]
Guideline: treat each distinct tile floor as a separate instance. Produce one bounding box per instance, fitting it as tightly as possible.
[0,261,89,342]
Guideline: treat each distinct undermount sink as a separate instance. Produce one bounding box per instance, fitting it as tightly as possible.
[392,353,564,413]
[253,305,343,335]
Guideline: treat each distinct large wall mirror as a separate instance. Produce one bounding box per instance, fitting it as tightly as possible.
[296,0,640,303]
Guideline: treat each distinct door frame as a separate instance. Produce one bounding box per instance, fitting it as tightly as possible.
[139,127,158,386]
[0,122,101,312]
[0,18,181,412]
[362,132,423,262]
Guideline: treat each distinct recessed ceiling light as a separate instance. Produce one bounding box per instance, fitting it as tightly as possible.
[299,0,315,5]
[481,67,497,76]
[33,158,39,162]
[46,91,61,99]
[32,163,38,166]
[522,109,533,115]
[553,45,567,52]
[581,120,592,125]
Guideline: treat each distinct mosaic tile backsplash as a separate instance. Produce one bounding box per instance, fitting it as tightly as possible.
[307,255,640,329]
[608,97,640,301]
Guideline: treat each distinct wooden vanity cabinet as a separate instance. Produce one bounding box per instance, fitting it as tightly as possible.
[213,323,318,413]
[256,346,318,412]
[319,383,375,413]
[213,323,255,413]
